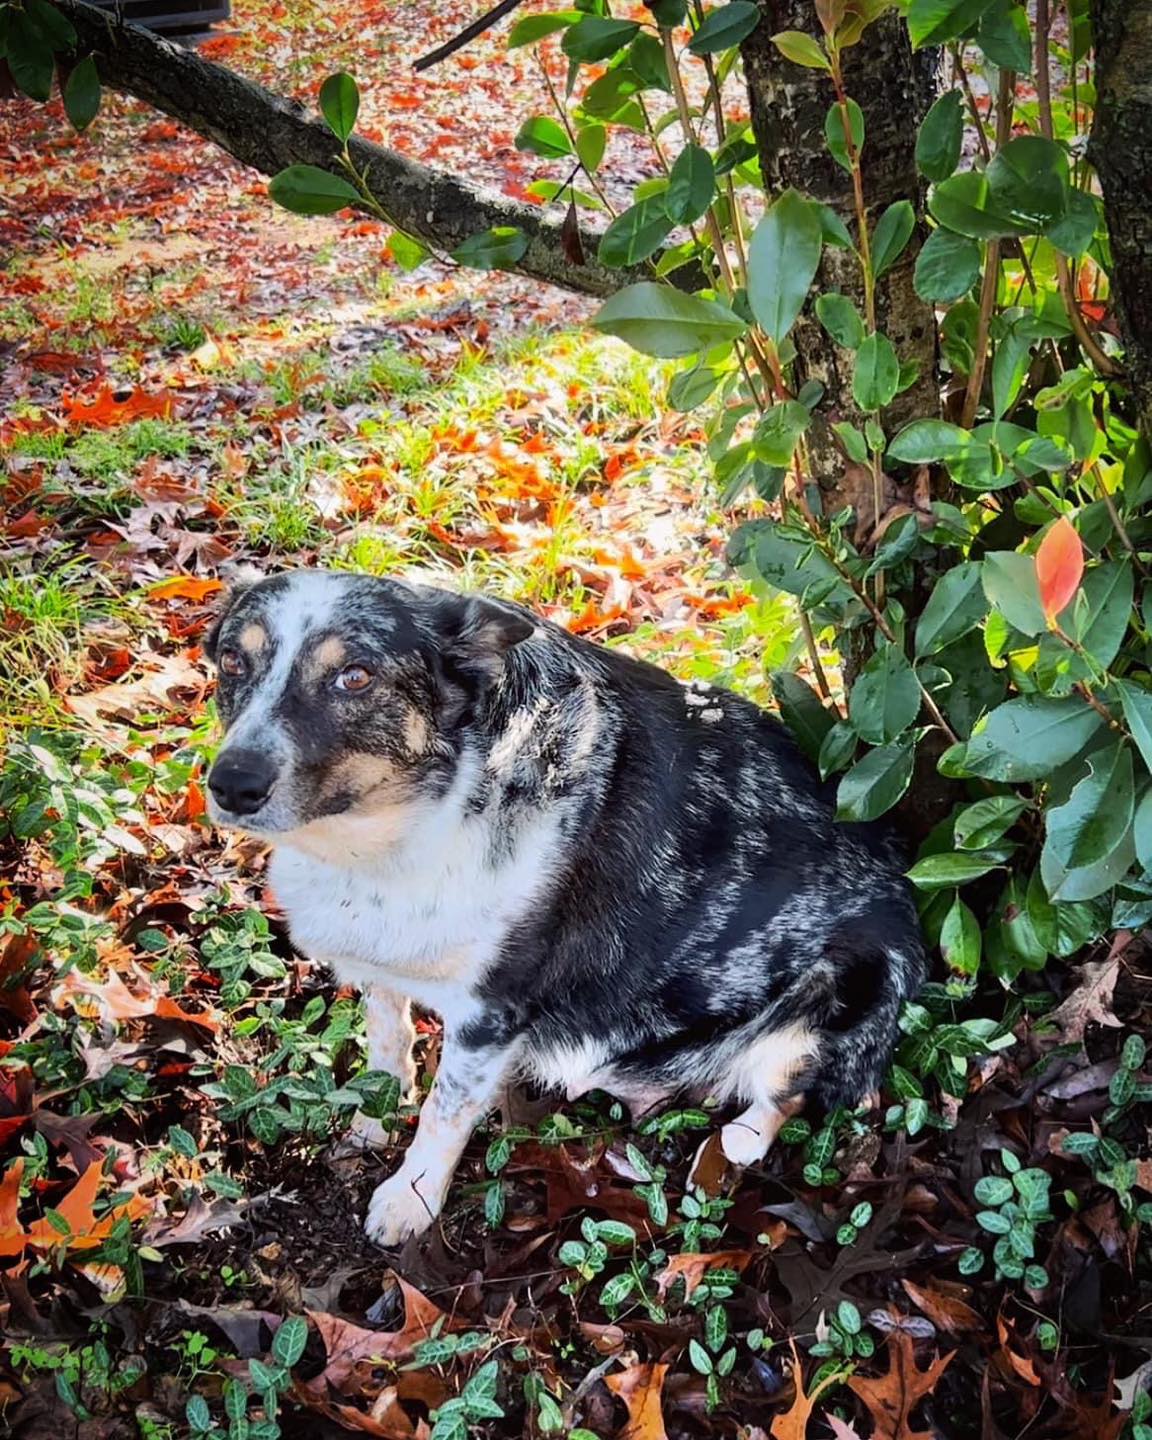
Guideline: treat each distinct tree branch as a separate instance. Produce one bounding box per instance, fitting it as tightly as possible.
[54,0,644,299]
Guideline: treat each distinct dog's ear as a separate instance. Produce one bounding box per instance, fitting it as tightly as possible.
[203,564,263,662]
[423,590,536,688]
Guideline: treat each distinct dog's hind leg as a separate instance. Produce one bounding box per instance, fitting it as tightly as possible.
[720,1095,804,1166]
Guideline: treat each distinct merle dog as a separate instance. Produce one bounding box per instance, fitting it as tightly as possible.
[205,570,924,1245]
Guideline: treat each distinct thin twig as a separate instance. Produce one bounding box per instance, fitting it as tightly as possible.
[413,0,525,71]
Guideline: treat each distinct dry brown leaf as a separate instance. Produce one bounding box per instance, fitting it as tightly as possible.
[1046,939,1130,1044]
[901,1279,983,1335]
[604,1361,668,1440]
[653,1249,754,1300]
[847,1331,954,1440]
[771,1339,827,1440]
[302,1278,458,1397]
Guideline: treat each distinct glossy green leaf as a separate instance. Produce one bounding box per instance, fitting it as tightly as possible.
[269,165,362,216]
[508,11,581,46]
[1116,680,1152,775]
[954,795,1028,850]
[1041,744,1136,900]
[516,115,573,158]
[825,98,864,174]
[940,893,982,973]
[914,228,981,303]
[955,696,1104,782]
[747,190,823,345]
[452,225,530,269]
[562,16,641,61]
[976,0,1032,71]
[598,197,675,267]
[871,201,916,279]
[815,292,866,350]
[771,671,835,762]
[909,0,998,48]
[666,145,716,226]
[853,332,900,411]
[576,124,607,173]
[982,551,1047,636]
[319,71,359,142]
[771,28,830,68]
[849,644,921,744]
[688,2,761,54]
[592,282,746,358]
[914,562,988,655]
[836,735,916,822]
[916,90,964,182]
[907,851,1005,889]
[63,54,101,132]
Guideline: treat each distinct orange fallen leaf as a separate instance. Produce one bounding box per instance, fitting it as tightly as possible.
[771,1339,836,1440]
[55,964,220,1032]
[847,1331,954,1439]
[0,1159,25,1259]
[5,1160,151,1256]
[654,1249,754,1300]
[1035,515,1084,623]
[901,1279,983,1335]
[605,1360,668,1440]
[61,384,175,428]
[148,576,225,603]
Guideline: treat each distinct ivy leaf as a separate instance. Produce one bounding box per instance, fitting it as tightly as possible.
[747,189,823,345]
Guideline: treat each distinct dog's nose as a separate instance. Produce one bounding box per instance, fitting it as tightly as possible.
[207,750,278,816]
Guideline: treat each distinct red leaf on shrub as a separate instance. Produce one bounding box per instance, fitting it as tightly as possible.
[1035,516,1084,621]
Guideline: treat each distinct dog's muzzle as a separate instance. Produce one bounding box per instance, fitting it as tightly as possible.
[207,747,280,818]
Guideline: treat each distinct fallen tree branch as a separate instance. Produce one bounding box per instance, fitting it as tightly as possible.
[54,0,648,299]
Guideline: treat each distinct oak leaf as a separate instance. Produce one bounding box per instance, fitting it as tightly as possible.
[605,1361,668,1440]
[847,1332,953,1440]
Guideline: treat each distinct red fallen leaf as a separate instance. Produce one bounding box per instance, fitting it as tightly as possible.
[4,509,49,538]
[148,576,225,602]
[654,1249,755,1300]
[848,1332,954,1439]
[605,1361,669,1440]
[1035,516,1084,622]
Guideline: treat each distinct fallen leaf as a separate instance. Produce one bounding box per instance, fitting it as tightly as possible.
[148,575,225,602]
[54,963,220,1032]
[654,1249,755,1300]
[302,1278,459,1397]
[847,1332,954,1440]
[771,1340,829,1440]
[901,1279,983,1335]
[1046,945,1127,1044]
[605,1361,668,1440]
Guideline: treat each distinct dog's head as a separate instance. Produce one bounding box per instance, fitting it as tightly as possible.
[203,570,535,843]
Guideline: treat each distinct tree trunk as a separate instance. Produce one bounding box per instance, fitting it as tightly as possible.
[1091,0,1152,440]
[741,2,939,519]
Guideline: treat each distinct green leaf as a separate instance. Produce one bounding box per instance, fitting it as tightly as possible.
[940,893,982,974]
[6,11,55,101]
[871,201,916,279]
[63,55,101,132]
[1067,562,1134,671]
[272,1316,309,1368]
[914,561,988,655]
[849,644,921,744]
[771,28,830,69]
[576,124,607,173]
[747,189,823,345]
[916,90,964,182]
[688,2,761,54]
[825,98,864,175]
[1117,681,1152,774]
[930,171,1024,240]
[319,72,359,143]
[815,292,866,350]
[389,230,430,270]
[1047,188,1099,259]
[907,851,1004,889]
[909,0,998,48]
[666,145,716,226]
[453,225,529,269]
[753,400,811,467]
[562,16,640,61]
[598,196,675,267]
[915,228,981,302]
[772,671,835,762]
[516,115,573,158]
[731,519,848,601]
[954,795,1028,850]
[982,551,1047,636]
[629,31,671,90]
[976,0,1032,71]
[954,696,1105,782]
[1041,743,1136,900]
[508,11,581,47]
[975,1175,1014,1206]
[987,136,1070,233]
[269,165,361,216]
[592,282,746,358]
[836,735,916,822]
[853,332,900,411]
[25,0,77,49]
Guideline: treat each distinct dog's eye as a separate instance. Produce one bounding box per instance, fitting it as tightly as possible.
[334,664,374,694]
[219,648,246,678]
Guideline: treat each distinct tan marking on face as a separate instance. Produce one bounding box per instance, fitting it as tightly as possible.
[302,634,347,683]
[403,708,431,754]
[239,623,267,653]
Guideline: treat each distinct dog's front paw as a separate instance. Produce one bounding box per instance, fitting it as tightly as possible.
[364,1172,438,1247]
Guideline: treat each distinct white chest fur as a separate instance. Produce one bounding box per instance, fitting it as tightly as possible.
[268,787,564,1018]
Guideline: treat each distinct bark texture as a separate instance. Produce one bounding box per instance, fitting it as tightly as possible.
[56,0,640,299]
[741,2,939,511]
[1091,0,1152,440]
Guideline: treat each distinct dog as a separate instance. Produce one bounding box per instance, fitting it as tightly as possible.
[204,569,924,1245]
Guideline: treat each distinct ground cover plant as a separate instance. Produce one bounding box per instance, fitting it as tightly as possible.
[2,0,1152,1436]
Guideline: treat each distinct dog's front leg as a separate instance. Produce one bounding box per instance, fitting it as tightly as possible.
[346,987,418,1151]
[364,1036,516,1247]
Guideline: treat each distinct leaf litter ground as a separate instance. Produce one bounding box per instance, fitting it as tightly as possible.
[3,3,1152,1438]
